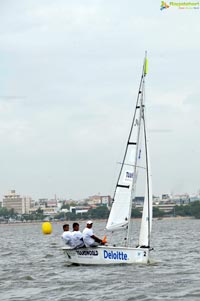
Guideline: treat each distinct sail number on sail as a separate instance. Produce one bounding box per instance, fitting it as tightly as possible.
[125,171,133,181]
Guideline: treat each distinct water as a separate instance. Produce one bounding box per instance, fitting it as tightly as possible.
[0,218,200,301]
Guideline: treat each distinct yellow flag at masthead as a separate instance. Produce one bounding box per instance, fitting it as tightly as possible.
[144,57,148,76]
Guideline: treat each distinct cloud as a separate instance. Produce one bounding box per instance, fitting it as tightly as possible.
[0,0,200,199]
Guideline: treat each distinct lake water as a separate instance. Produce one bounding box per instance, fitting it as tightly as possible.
[0,218,200,301]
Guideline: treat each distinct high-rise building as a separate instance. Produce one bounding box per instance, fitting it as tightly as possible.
[2,190,32,214]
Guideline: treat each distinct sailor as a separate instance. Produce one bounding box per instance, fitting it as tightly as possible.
[61,224,73,247]
[72,222,85,248]
[83,220,105,247]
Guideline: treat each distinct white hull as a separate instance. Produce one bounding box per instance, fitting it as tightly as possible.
[62,245,150,265]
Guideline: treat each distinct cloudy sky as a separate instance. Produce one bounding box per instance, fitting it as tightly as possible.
[0,0,199,200]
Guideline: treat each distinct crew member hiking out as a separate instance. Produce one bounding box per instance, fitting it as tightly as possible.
[83,221,105,247]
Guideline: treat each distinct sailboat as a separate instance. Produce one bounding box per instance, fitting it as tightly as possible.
[62,53,153,264]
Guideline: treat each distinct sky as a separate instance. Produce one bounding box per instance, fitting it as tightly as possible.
[0,0,200,200]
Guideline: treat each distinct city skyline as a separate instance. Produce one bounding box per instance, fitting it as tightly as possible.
[0,1,200,200]
[1,188,199,204]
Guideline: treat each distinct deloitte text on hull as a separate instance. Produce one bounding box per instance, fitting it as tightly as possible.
[103,250,128,261]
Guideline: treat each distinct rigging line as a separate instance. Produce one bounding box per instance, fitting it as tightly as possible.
[117,162,146,170]
[112,67,145,201]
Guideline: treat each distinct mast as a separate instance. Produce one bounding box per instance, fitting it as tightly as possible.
[142,86,151,247]
[127,52,148,246]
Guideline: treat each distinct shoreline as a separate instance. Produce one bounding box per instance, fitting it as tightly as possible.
[0,216,195,227]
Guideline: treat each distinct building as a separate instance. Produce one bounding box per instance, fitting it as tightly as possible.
[133,196,144,206]
[47,199,57,207]
[101,195,112,206]
[70,206,91,214]
[37,198,48,207]
[86,195,112,206]
[87,195,102,205]
[2,190,32,214]
[28,207,58,216]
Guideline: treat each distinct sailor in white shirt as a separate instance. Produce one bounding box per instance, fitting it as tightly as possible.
[72,222,85,248]
[61,224,73,247]
[83,220,105,247]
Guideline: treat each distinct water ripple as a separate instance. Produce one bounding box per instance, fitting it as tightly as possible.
[0,219,200,301]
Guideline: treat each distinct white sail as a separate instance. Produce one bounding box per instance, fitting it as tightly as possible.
[105,188,130,231]
[106,91,144,232]
[138,145,152,247]
[106,57,149,234]
[107,52,152,248]
[106,146,136,231]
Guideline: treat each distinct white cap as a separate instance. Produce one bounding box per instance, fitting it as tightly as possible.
[87,220,93,224]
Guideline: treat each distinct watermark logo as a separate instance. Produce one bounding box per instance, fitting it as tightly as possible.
[160,1,200,10]
[160,1,170,10]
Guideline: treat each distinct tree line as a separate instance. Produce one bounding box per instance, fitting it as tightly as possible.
[1,201,200,221]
